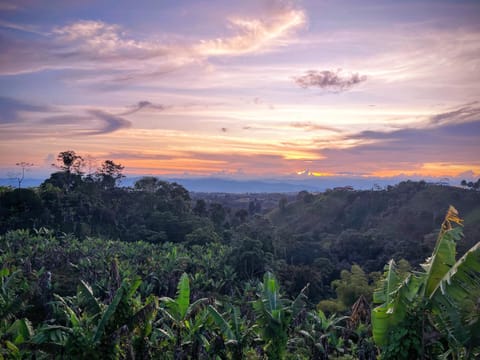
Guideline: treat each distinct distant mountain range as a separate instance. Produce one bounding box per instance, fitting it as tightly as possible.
[0,175,458,193]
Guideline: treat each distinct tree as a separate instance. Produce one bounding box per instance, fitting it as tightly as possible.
[461,178,480,190]
[53,150,84,174]
[95,160,124,189]
[134,176,160,192]
[14,162,34,188]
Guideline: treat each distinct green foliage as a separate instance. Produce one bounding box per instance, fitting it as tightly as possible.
[372,206,480,359]
[253,272,307,360]
[378,310,422,360]
[429,242,480,356]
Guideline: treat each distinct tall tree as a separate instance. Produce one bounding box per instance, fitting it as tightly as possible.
[95,160,125,189]
[14,162,34,188]
[53,150,84,174]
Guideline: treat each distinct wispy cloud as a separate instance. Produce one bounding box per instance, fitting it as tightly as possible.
[0,97,131,136]
[294,69,367,91]
[290,121,342,133]
[196,8,305,56]
[85,110,131,135]
[51,20,175,61]
[0,3,306,79]
[0,1,18,11]
[120,101,165,115]
[39,110,131,135]
[312,105,480,176]
[429,102,480,125]
[0,97,49,123]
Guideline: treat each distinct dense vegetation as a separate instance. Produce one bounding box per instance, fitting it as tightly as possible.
[1,151,479,359]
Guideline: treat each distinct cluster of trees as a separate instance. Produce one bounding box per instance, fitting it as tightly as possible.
[461,178,480,190]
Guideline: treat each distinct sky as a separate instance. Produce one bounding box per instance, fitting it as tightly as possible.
[0,0,479,182]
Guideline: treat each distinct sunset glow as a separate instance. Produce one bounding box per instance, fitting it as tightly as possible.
[1,0,479,182]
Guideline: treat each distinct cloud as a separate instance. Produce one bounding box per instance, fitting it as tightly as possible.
[196,8,305,56]
[101,152,175,161]
[314,107,480,175]
[0,97,49,123]
[120,101,165,115]
[290,121,342,133]
[51,20,174,61]
[0,1,18,11]
[39,111,130,135]
[0,97,132,136]
[429,102,480,125]
[85,110,131,135]
[294,69,367,91]
[0,3,306,78]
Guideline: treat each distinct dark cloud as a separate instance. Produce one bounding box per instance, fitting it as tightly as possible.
[294,69,367,91]
[41,115,89,124]
[40,110,131,135]
[429,102,480,125]
[290,121,342,133]
[121,101,165,115]
[0,96,49,123]
[221,127,227,132]
[86,110,131,135]
[317,118,480,172]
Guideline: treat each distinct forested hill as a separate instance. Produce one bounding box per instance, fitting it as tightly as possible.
[268,181,480,273]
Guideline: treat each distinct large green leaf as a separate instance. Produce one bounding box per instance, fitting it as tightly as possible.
[373,260,400,305]
[372,266,424,346]
[92,280,126,344]
[176,272,190,320]
[423,206,463,297]
[264,272,280,319]
[430,241,480,351]
[208,305,235,340]
[78,280,101,315]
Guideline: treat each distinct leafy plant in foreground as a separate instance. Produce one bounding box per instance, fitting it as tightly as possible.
[372,206,480,359]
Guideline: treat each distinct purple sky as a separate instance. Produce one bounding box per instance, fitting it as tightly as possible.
[1,0,479,181]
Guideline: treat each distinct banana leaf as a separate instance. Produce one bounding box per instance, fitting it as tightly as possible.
[423,206,463,297]
[430,242,480,351]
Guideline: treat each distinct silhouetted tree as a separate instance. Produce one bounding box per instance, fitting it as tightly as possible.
[96,160,125,189]
[15,162,34,188]
[53,150,84,174]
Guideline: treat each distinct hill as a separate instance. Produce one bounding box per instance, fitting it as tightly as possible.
[267,181,480,273]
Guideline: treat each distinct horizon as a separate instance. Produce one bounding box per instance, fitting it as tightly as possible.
[0,171,469,194]
[1,0,480,180]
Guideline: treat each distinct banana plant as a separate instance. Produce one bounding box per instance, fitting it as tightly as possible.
[372,206,480,358]
[0,318,35,360]
[296,309,349,360]
[208,304,255,359]
[253,272,307,360]
[429,241,480,358]
[159,272,208,357]
[31,277,158,359]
